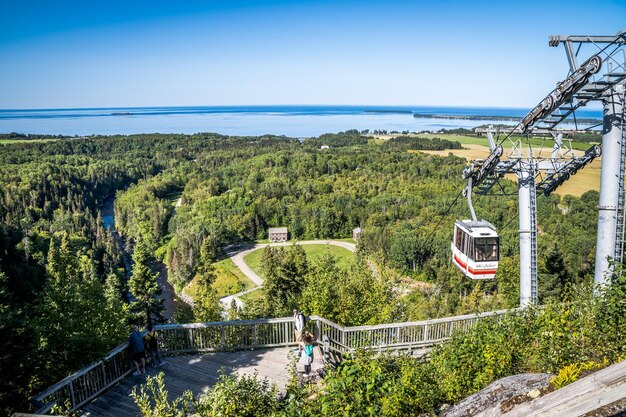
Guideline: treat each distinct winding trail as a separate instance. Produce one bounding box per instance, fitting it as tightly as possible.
[220,240,356,310]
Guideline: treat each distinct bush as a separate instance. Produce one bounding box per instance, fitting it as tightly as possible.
[131,372,193,417]
[430,313,527,402]
[550,360,604,389]
[194,372,280,417]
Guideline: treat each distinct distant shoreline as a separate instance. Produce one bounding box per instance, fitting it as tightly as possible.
[412,113,601,124]
[0,105,604,137]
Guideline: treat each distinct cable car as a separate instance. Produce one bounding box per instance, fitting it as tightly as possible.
[451,220,499,279]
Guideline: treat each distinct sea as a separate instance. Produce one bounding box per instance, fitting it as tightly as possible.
[0,105,604,137]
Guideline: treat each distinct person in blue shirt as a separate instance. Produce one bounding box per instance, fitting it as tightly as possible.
[129,326,146,376]
[299,332,314,376]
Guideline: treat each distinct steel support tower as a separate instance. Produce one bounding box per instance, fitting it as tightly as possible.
[595,85,625,285]
[465,31,626,305]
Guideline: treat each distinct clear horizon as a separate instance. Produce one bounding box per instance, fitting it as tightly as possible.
[0,103,607,112]
[1,0,624,109]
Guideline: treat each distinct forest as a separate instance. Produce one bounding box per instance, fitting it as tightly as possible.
[0,130,601,415]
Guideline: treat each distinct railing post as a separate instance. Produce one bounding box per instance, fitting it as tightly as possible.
[253,324,258,346]
[424,324,430,343]
[284,321,289,345]
[221,327,226,348]
[100,361,106,392]
[69,380,76,410]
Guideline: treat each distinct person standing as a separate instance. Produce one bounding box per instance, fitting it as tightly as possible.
[300,332,314,375]
[145,325,165,367]
[129,325,146,376]
[293,309,305,350]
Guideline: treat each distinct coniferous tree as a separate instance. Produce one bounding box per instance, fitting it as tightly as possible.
[539,243,572,302]
[37,234,126,380]
[128,235,165,328]
[263,245,308,315]
[193,266,222,322]
[0,268,35,416]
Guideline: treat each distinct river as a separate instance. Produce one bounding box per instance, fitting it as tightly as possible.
[98,195,177,320]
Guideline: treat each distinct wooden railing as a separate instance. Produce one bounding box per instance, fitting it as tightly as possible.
[312,309,511,355]
[32,310,511,414]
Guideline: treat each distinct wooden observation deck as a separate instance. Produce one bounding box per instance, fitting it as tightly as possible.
[30,311,511,416]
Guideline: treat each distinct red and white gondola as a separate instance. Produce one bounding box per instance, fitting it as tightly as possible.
[451,220,499,279]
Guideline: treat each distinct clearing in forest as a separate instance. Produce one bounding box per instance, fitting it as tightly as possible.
[243,243,355,279]
[182,257,256,301]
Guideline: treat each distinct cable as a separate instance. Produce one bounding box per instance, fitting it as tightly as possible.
[424,188,464,245]
[499,212,519,233]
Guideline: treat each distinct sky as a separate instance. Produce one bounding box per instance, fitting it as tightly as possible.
[0,0,624,109]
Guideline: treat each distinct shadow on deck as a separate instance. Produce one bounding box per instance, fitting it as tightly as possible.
[82,347,322,417]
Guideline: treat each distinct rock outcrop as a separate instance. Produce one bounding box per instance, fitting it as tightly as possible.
[441,373,551,417]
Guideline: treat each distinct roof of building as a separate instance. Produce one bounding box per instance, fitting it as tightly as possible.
[269,227,288,234]
[353,227,362,233]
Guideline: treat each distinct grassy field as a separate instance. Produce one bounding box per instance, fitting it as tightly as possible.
[183,257,256,300]
[0,138,58,145]
[412,133,592,152]
[243,244,355,279]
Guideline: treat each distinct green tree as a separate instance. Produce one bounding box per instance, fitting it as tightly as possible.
[193,267,222,323]
[0,268,36,416]
[37,234,126,380]
[263,245,308,316]
[129,236,165,328]
[300,251,343,319]
[539,243,572,302]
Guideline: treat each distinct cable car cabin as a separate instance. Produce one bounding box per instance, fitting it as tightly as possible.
[451,220,499,279]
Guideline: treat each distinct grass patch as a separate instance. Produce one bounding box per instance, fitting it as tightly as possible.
[243,244,355,279]
[0,138,58,145]
[183,258,256,301]
[335,238,357,244]
[239,287,265,304]
[213,258,255,297]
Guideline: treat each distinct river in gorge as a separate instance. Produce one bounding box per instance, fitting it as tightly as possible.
[98,195,178,320]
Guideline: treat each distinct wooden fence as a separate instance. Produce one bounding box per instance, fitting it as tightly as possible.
[32,310,510,414]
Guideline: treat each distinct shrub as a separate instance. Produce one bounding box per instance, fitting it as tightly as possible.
[550,360,605,389]
[131,372,192,417]
[194,371,280,417]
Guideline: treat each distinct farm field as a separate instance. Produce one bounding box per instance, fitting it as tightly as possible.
[414,140,601,197]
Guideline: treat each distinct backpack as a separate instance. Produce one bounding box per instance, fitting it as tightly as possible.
[145,331,157,349]
[305,343,314,357]
[302,314,310,324]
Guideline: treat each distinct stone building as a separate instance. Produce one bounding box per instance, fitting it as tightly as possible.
[353,227,363,240]
[268,227,288,243]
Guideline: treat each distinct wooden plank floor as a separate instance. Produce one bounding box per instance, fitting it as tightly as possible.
[82,347,323,417]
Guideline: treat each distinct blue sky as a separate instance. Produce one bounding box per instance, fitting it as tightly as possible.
[0,0,624,109]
